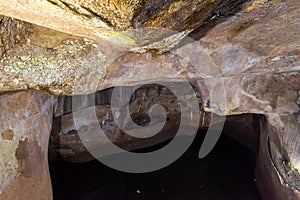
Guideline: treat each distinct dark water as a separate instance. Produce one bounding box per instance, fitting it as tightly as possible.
[49,132,261,200]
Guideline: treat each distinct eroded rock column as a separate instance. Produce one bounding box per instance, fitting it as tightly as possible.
[0,91,56,200]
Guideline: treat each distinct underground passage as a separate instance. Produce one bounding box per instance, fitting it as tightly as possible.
[49,130,260,200]
[0,0,299,199]
[47,84,265,200]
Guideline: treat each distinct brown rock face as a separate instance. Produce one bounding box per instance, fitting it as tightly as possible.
[50,84,204,162]
[0,91,57,200]
[0,0,225,48]
[1,129,14,141]
[49,86,261,163]
[0,0,299,199]
[0,16,26,56]
[256,116,300,200]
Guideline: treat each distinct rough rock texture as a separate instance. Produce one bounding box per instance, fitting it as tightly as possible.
[0,91,56,200]
[195,0,300,198]
[0,0,299,199]
[256,115,300,200]
[0,0,226,49]
[49,85,260,163]
[49,84,208,162]
[0,16,26,57]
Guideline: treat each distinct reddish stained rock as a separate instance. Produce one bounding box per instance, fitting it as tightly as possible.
[0,91,57,200]
[1,129,14,141]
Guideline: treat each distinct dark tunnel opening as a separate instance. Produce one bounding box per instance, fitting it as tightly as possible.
[48,83,263,200]
[49,127,261,200]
